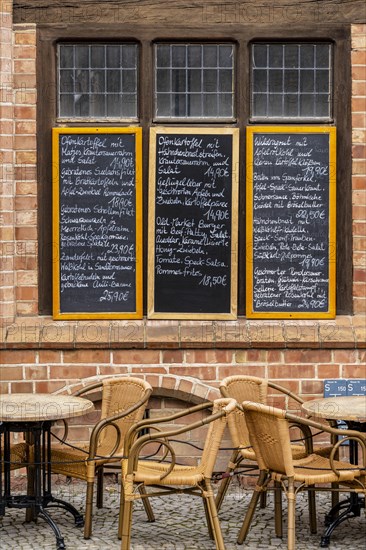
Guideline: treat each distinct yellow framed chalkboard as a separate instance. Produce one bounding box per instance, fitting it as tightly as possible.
[246,126,336,319]
[52,127,143,319]
[148,127,239,320]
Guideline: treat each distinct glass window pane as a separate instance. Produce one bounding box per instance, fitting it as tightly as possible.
[316,45,330,68]
[76,46,89,68]
[59,70,74,93]
[91,46,105,67]
[59,95,74,116]
[156,93,171,117]
[284,45,298,68]
[188,69,201,92]
[203,94,217,116]
[300,70,314,92]
[173,93,186,116]
[300,94,315,116]
[172,45,186,67]
[253,94,267,117]
[156,69,170,92]
[300,45,314,67]
[219,94,233,117]
[188,94,202,117]
[122,45,137,68]
[60,46,74,68]
[91,70,105,93]
[269,70,283,93]
[269,45,283,68]
[106,95,122,116]
[107,46,120,68]
[219,70,232,92]
[172,69,186,92]
[284,70,298,93]
[187,45,201,67]
[156,45,170,67]
[316,95,330,117]
[316,70,329,92]
[106,70,121,93]
[203,69,217,92]
[203,45,217,66]
[253,69,267,93]
[122,71,136,93]
[284,94,298,117]
[268,94,283,116]
[253,44,267,68]
[90,94,105,116]
[121,95,137,117]
[219,46,233,67]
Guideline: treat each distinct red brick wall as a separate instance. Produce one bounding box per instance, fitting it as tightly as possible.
[0,12,365,459]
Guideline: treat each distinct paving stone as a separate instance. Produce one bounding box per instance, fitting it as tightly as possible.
[0,477,365,549]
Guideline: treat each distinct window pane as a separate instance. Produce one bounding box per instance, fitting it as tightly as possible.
[251,42,332,119]
[58,43,138,119]
[154,43,234,119]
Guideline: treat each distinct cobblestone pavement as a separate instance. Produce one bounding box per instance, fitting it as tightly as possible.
[0,476,365,549]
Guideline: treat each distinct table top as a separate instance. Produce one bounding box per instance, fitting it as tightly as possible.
[302,395,366,422]
[0,393,94,422]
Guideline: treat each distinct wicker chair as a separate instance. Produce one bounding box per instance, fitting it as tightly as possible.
[217,375,332,535]
[50,377,153,539]
[119,397,237,550]
[0,441,29,471]
[238,400,366,549]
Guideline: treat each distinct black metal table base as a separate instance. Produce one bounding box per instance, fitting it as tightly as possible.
[320,494,365,548]
[0,421,84,550]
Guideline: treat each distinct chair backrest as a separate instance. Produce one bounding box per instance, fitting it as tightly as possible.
[98,377,152,454]
[199,398,237,477]
[241,401,295,477]
[220,376,268,448]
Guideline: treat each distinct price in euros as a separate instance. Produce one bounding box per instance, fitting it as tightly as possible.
[198,275,227,287]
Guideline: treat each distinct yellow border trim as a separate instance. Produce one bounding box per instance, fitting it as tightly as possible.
[148,127,239,320]
[246,126,336,319]
[52,127,143,320]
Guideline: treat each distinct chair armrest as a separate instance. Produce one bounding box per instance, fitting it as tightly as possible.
[88,391,151,460]
[268,381,304,405]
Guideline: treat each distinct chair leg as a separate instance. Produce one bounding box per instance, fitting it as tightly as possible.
[237,470,268,545]
[215,450,240,512]
[138,485,155,522]
[203,479,225,550]
[260,490,267,508]
[96,467,104,509]
[84,481,95,539]
[287,478,296,550]
[203,497,215,540]
[308,485,317,534]
[120,480,134,550]
[274,480,283,538]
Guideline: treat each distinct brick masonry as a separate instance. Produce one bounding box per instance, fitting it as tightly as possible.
[0,5,365,455]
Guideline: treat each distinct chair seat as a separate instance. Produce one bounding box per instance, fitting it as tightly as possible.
[51,443,115,480]
[277,453,362,484]
[124,459,206,486]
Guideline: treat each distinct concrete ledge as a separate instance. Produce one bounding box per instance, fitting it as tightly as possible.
[1,314,365,349]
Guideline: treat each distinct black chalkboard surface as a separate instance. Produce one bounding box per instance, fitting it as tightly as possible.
[148,128,239,319]
[246,126,336,319]
[52,128,143,319]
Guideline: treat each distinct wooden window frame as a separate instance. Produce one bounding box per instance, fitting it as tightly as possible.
[37,24,352,316]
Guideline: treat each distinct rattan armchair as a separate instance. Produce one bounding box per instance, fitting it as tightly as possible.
[119,397,237,550]
[216,375,332,535]
[0,441,29,471]
[50,376,152,539]
[238,400,366,549]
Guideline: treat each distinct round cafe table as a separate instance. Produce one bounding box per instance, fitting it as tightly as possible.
[302,395,366,548]
[0,393,94,550]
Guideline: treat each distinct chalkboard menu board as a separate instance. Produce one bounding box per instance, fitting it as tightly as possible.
[148,128,239,319]
[246,126,336,319]
[52,128,143,319]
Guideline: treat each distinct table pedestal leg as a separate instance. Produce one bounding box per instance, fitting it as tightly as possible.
[320,494,365,547]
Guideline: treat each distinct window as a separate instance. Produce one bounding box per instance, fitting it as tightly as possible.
[57,43,138,119]
[39,28,351,316]
[154,43,235,119]
[251,42,332,120]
